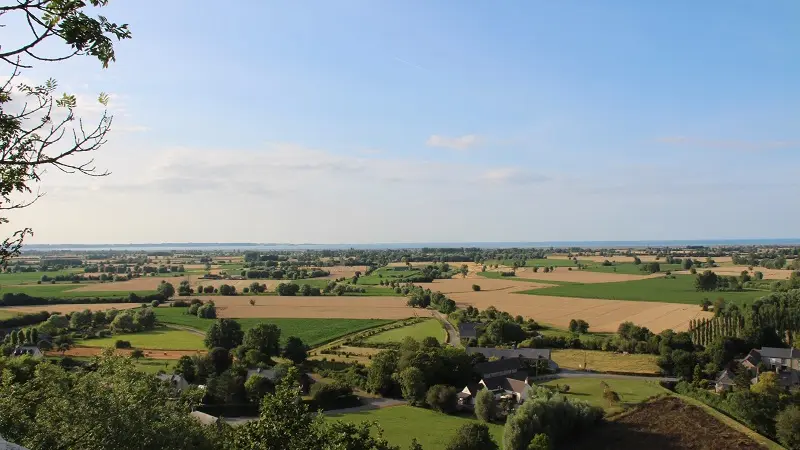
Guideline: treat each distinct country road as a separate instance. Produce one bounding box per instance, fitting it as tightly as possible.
[433,311,460,347]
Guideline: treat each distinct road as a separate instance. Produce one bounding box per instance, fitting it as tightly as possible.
[433,311,460,347]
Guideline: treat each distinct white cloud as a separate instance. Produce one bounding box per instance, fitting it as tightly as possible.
[480,168,549,185]
[425,134,481,150]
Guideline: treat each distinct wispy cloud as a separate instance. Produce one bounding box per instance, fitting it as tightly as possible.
[656,136,799,152]
[393,57,426,71]
[426,134,481,150]
[480,168,549,185]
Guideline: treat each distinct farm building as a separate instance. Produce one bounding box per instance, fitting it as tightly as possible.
[458,358,535,407]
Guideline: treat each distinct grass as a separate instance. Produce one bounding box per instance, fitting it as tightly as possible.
[358,267,424,286]
[537,324,615,343]
[0,269,84,284]
[519,275,767,306]
[328,406,504,449]
[78,328,205,350]
[153,307,393,347]
[0,283,157,298]
[551,349,661,374]
[0,309,19,319]
[538,377,666,414]
[486,258,578,268]
[365,319,444,344]
[47,356,177,374]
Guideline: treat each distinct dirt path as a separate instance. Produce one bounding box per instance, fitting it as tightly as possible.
[433,311,460,347]
[164,324,206,337]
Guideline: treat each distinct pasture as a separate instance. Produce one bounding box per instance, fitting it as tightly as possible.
[520,275,768,306]
[551,349,661,374]
[582,262,683,275]
[153,307,394,347]
[194,295,425,320]
[513,267,659,284]
[0,269,84,284]
[78,328,205,350]
[538,377,666,413]
[364,319,444,344]
[0,283,157,298]
[486,258,577,268]
[0,303,140,315]
[328,406,504,449]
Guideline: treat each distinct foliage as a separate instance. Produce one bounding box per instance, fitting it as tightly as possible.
[242,323,281,359]
[204,318,244,350]
[282,336,308,364]
[0,352,218,449]
[396,366,426,406]
[157,282,175,299]
[475,389,498,423]
[445,423,499,450]
[310,380,357,410]
[426,384,458,414]
[776,405,800,450]
[502,386,603,450]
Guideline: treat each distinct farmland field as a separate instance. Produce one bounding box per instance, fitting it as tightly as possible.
[46,356,178,374]
[582,262,683,275]
[0,309,18,319]
[551,349,661,374]
[0,303,141,315]
[487,258,578,268]
[154,307,393,347]
[519,275,767,306]
[0,283,157,298]
[565,396,763,450]
[78,329,205,350]
[0,269,84,284]
[538,377,666,413]
[328,406,504,449]
[365,319,444,344]
[193,295,424,320]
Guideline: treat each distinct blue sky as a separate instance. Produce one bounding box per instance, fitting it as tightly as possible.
[5,1,800,243]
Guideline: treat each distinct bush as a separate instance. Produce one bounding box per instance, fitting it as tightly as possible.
[776,405,800,450]
[472,284,481,292]
[475,389,497,423]
[115,340,131,349]
[426,384,458,414]
[311,381,357,410]
[445,423,498,450]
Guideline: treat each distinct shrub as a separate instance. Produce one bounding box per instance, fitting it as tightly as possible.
[472,284,481,292]
[426,384,458,414]
[475,389,497,423]
[115,340,131,349]
[445,423,498,450]
[311,381,357,410]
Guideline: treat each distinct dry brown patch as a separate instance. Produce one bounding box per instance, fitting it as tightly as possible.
[675,265,794,280]
[1,303,140,314]
[47,347,205,360]
[414,278,551,294]
[448,291,711,333]
[196,295,425,320]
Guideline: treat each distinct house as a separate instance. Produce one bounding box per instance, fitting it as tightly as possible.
[458,323,478,340]
[730,347,800,390]
[458,351,548,409]
[714,369,736,393]
[247,368,314,394]
[10,345,42,359]
[458,371,533,407]
[466,347,558,371]
[157,374,190,392]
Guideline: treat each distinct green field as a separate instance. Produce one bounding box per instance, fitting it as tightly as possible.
[487,258,578,268]
[47,356,177,374]
[0,309,19,319]
[357,267,424,285]
[520,275,767,306]
[538,377,666,414]
[153,308,392,347]
[78,328,205,350]
[0,283,157,298]
[365,319,444,344]
[0,269,85,284]
[537,325,614,343]
[328,406,504,449]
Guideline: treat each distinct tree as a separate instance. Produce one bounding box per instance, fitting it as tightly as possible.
[474,389,497,423]
[396,366,426,406]
[445,423,498,450]
[526,434,551,450]
[472,284,481,292]
[776,405,800,450]
[0,352,217,449]
[242,323,281,358]
[695,270,719,291]
[460,265,469,278]
[409,439,424,450]
[366,350,399,396]
[282,336,307,364]
[208,347,232,375]
[751,371,781,397]
[568,319,578,333]
[130,349,144,360]
[157,282,175,299]
[178,280,192,296]
[0,0,131,264]
[425,385,457,414]
[204,318,243,350]
[244,375,275,404]
[174,355,196,383]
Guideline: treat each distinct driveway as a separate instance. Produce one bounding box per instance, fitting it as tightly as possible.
[433,311,460,347]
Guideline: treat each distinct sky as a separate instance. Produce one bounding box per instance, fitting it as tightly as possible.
[2,1,799,244]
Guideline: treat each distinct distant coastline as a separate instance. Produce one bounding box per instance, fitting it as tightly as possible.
[21,238,800,251]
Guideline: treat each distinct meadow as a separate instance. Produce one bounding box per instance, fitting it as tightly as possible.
[328,406,504,449]
[0,283,157,298]
[520,275,767,306]
[356,267,424,285]
[486,258,577,268]
[0,269,84,284]
[538,377,666,414]
[582,262,683,275]
[78,328,205,350]
[551,349,661,374]
[364,319,444,344]
[153,307,393,347]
